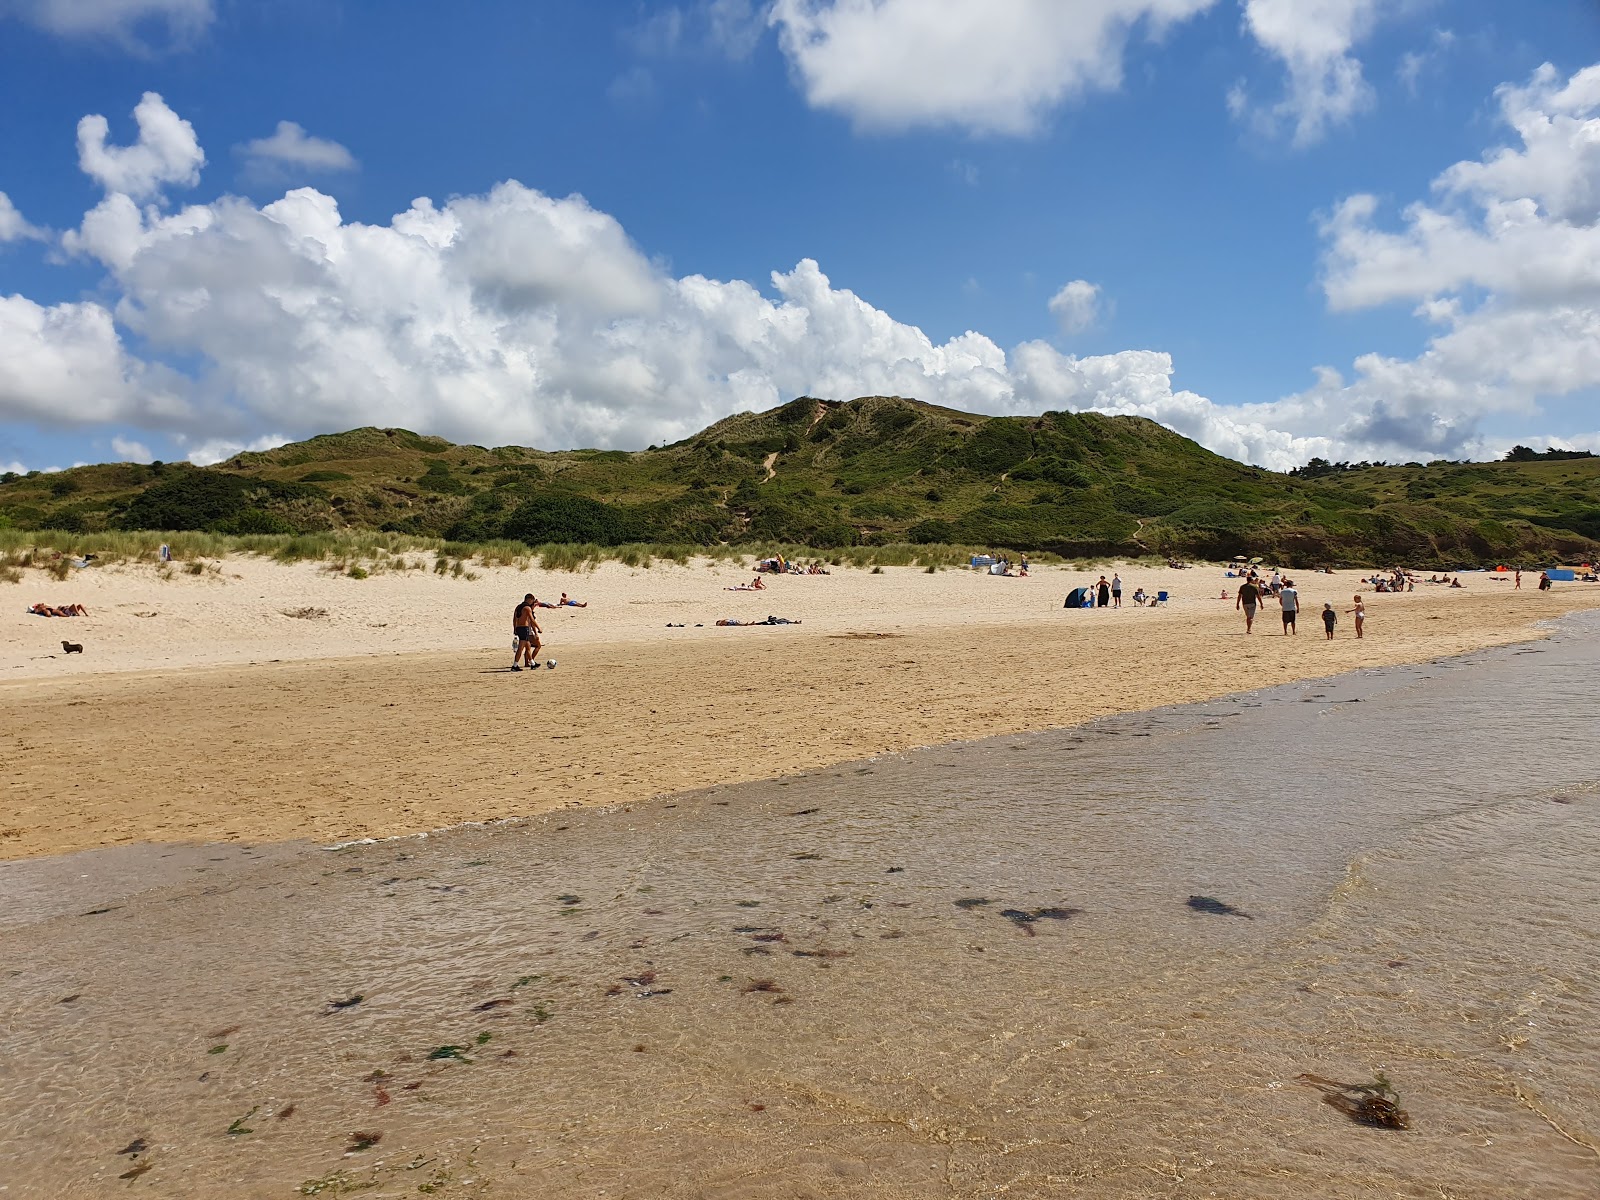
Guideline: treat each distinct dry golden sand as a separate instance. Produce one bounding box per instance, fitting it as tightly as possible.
[3,558,1596,860]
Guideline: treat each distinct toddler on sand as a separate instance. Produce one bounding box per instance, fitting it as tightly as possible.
[1322,603,1337,639]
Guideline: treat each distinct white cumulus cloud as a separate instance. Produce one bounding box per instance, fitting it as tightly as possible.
[111,434,152,462]
[7,78,1600,475]
[238,121,357,175]
[1048,280,1103,334]
[1301,61,1600,459]
[768,0,1218,135]
[1232,0,1384,145]
[1,0,212,46]
[0,191,46,242]
[77,91,204,199]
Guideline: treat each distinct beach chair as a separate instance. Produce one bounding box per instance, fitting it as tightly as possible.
[1155,590,1169,605]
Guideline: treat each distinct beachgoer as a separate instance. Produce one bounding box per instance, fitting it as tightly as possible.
[1097,576,1111,608]
[558,593,587,608]
[1538,571,1552,591]
[1347,594,1365,639]
[158,544,171,563]
[1278,580,1299,634]
[29,603,87,617]
[1451,577,1463,588]
[1132,587,1148,606]
[512,594,541,671]
[1111,573,1122,608]
[1514,569,1522,590]
[1321,603,1337,639]
[1236,578,1262,634]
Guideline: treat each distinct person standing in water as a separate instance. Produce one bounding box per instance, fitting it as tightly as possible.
[1236,576,1262,634]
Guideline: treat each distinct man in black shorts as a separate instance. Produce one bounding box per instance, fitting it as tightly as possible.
[1236,577,1261,634]
[512,594,541,672]
[1278,579,1299,634]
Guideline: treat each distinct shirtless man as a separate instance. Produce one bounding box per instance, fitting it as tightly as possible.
[512,594,541,672]
[1236,577,1262,634]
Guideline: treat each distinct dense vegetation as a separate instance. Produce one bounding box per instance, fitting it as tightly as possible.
[3,396,1597,568]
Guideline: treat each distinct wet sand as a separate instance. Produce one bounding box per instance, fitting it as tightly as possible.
[4,572,1595,860]
[3,613,1598,1198]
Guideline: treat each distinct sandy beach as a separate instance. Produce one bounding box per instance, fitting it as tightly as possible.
[4,556,1595,860]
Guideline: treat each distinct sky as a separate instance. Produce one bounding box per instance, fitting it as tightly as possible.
[1,1,1599,475]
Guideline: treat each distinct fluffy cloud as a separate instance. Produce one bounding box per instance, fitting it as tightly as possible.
[0,294,181,426]
[0,192,45,242]
[111,434,152,462]
[8,77,1600,472]
[768,0,1217,135]
[1302,61,1600,459]
[78,92,204,199]
[1232,0,1382,145]
[1048,280,1102,334]
[0,0,211,45]
[238,122,357,175]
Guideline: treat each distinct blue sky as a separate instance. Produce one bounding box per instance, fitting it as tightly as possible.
[2,0,1599,474]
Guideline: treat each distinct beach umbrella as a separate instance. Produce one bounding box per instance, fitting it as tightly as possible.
[1249,557,1263,564]
[1232,555,1247,562]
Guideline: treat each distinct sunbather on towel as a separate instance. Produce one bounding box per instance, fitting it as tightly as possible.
[29,602,87,617]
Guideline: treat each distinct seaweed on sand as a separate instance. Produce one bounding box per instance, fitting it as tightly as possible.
[953,897,990,909]
[426,1045,471,1063]
[1296,1073,1410,1130]
[344,1130,383,1153]
[741,979,783,994]
[115,1137,148,1157]
[118,1161,153,1181]
[325,994,364,1013]
[999,906,1082,935]
[1187,895,1253,919]
[226,1107,259,1137]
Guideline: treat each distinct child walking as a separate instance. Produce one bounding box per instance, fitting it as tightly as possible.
[1321,603,1337,639]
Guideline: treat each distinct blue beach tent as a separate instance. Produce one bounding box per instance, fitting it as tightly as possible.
[1065,587,1092,608]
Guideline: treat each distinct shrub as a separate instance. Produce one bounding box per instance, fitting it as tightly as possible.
[503,494,643,547]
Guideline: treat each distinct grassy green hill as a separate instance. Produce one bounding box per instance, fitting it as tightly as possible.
[3,396,1597,567]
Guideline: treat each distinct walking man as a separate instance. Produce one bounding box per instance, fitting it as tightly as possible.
[1236,576,1261,634]
[1278,578,1299,635]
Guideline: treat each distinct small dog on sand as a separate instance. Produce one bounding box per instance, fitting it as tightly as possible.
[61,641,83,654]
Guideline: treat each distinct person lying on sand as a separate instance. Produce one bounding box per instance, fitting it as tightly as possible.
[29,603,88,617]
[557,593,587,607]
[725,577,767,591]
[715,616,801,626]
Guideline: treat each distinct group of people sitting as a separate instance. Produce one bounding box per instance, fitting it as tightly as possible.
[985,555,1029,577]
[755,555,830,575]
[28,602,88,617]
[1425,574,1465,588]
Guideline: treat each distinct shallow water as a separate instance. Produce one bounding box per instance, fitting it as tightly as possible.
[3,614,1599,1197]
